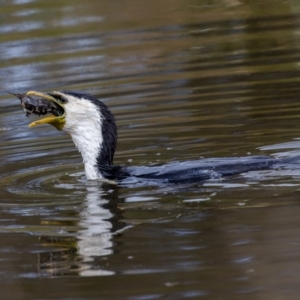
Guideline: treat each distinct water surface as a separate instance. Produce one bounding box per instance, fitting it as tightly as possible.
[1,0,300,299]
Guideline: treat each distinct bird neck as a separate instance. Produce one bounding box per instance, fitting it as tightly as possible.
[67,100,118,180]
[70,120,104,180]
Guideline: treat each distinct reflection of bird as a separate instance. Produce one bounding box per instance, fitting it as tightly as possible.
[19,90,279,183]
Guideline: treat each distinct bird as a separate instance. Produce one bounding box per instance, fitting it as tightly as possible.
[11,90,285,184]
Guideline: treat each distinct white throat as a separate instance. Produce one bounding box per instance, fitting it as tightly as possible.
[62,95,104,180]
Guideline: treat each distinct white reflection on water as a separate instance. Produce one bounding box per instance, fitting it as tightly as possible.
[0,22,42,34]
[13,0,35,5]
[260,139,300,151]
[77,184,115,276]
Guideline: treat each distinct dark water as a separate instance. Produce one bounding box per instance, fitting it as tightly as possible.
[2,0,300,299]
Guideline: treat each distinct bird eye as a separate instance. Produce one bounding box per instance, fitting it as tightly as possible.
[47,92,68,104]
[55,95,67,104]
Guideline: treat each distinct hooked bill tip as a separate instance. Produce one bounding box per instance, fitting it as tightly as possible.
[0,87,24,100]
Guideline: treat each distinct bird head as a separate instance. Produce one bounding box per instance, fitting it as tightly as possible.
[26,90,88,132]
[22,90,118,179]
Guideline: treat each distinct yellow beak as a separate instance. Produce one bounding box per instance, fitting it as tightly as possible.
[26,91,66,130]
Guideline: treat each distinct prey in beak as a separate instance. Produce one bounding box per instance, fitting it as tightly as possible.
[5,90,66,130]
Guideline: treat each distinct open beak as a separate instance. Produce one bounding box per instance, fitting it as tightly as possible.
[26,91,66,130]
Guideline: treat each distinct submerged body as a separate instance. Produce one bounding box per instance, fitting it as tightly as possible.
[5,89,288,183]
[122,156,278,184]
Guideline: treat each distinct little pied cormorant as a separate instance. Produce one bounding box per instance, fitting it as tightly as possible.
[12,90,283,183]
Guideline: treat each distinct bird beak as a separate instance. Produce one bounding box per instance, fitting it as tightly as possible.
[26,91,66,130]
